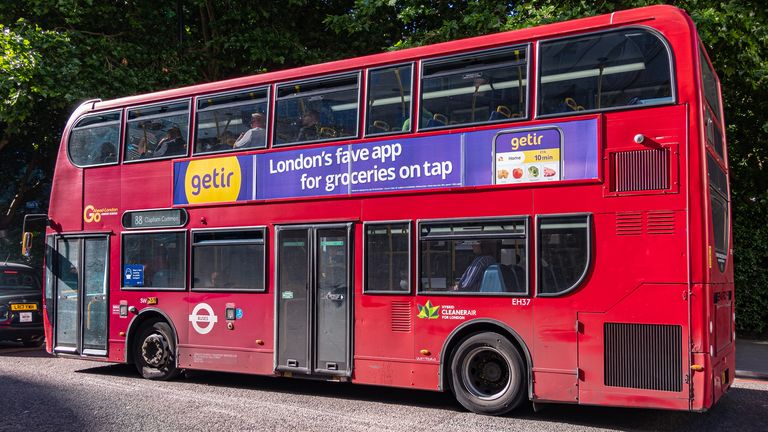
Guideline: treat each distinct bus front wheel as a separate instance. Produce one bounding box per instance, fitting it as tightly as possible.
[450,332,526,415]
[133,320,180,381]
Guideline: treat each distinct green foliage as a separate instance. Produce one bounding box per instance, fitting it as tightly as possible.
[0,0,360,263]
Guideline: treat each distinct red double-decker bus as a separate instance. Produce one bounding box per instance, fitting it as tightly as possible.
[35,5,733,414]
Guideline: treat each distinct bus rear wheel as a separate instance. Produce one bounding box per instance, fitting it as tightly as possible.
[134,321,180,381]
[450,332,526,415]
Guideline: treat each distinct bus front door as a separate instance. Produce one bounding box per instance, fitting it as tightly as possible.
[275,224,352,377]
[52,236,109,356]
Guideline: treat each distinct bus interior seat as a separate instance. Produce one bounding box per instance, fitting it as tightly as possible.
[480,265,504,292]
[319,127,338,138]
[371,120,390,133]
[488,105,512,121]
[426,113,447,128]
[510,264,525,293]
[480,264,523,293]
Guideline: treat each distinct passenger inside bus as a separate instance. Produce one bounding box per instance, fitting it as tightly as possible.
[153,126,186,157]
[297,110,320,142]
[233,112,266,148]
[452,240,497,292]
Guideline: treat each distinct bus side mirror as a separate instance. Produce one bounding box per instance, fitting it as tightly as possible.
[21,232,33,257]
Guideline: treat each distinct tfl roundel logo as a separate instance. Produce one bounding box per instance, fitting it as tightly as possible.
[184,157,242,204]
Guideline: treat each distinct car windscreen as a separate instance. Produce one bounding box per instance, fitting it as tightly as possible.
[0,269,39,289]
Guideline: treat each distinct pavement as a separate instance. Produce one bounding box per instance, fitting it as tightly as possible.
[736,339,768,380]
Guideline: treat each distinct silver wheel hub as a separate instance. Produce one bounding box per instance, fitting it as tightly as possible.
[462,346,512,401]
[141,333,168,368]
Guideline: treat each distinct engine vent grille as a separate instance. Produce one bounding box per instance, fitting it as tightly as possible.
[615,211,676,236]
[604,323,682,392]
[611,148,670,192]
[616,212,642,236]
[390,301,412,333]
[647,211,675,235]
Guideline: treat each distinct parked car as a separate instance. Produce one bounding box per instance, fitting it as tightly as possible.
[0,262,44,346]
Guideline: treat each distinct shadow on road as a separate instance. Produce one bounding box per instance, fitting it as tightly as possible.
[75,362,767,431]
[0,343,51,359]
[0,375,87,430]
[518,386,766,431]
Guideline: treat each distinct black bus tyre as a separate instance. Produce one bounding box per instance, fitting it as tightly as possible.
[450,332,526,415]
[134,320,180,381]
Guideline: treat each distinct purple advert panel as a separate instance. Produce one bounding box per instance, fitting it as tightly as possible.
[245,117,597,201]
[256,135,463,200]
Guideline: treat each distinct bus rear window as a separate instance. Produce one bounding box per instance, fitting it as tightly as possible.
[539,29,673,116]
[707,154,729,272]
[700,49,721,123]
[421,46,528,129]
[68,111,121,167]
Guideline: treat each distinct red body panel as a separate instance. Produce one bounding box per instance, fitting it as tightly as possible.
[42,5,734,412]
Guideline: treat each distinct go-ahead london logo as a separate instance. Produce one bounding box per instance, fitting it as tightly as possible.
[416,300,440,319]
[189,303,218,334]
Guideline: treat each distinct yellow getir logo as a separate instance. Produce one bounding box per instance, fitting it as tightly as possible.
[185,156,242,204]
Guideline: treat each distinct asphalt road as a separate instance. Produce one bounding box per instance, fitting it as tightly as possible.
[1,343,766,432]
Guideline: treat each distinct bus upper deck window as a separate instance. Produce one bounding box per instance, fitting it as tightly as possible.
[124,100,190,162]
[68,111,121,167]
[195,88,269,154]
[274,74,360,146]
[420,46,528,130]
[366,64,413,136]
[538,29,673,116]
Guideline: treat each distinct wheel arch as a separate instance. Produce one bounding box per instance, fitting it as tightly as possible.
[124,308,180,365]
[439,318,533,400]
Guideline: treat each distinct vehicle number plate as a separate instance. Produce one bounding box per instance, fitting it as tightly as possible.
[11,303,37,311]
[19,312,32,322]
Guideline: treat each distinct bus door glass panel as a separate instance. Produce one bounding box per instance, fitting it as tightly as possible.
[277,229,310,371]
[53,237,109,354]
[55,238,79,351]
[314,228,350,373]
[45,236,55,325]
[276,225,351,376]
[82,238,108,354]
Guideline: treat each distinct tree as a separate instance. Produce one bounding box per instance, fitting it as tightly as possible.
[0,0,358,261]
